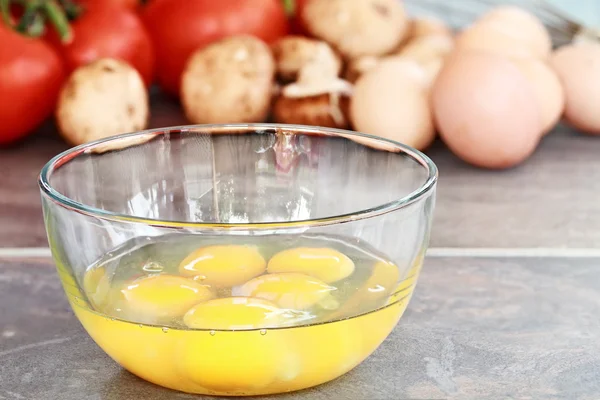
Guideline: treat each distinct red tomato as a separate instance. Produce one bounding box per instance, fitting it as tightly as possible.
[77,0,139,10]
[289,0,309,35]
[47,3,155,85]
[142,0,289,96]
[0,23,65,145]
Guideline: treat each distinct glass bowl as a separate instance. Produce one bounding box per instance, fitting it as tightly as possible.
[39,124,438,397]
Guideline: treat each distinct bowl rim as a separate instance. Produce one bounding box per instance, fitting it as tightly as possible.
[39,123,438,230]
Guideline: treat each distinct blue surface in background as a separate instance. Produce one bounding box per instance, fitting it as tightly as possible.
[547,0,600,27]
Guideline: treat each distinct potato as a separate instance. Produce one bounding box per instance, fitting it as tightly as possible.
[181,35,275,124]
[56,58,149,146]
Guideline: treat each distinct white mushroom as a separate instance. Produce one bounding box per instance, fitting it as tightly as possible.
[56,58,149,146]
[271,36,342,83]
[181,35,275,124]
[272,49,353,129]
[302,0,409,59]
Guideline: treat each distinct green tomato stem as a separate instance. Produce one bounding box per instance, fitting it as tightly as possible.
[42,0,73,43]
[57,0,82,21]
[283,0,296,16]
[0,0,72,41]
[1,0,45,37]
[0,0,15,29]
[16,1,41,33]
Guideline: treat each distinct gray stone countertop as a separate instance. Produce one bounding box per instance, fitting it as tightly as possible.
[1,93,600,399]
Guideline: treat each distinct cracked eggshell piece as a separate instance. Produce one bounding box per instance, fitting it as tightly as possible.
[56,58,149,146]
[350,58,435,151]
[271,36,342,83]
[301,0,409,59]
[181,35,275,124]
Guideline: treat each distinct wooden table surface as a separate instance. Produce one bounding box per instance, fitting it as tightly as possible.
[1,92,599,400]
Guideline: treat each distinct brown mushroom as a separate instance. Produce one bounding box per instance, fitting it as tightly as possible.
[273,93,351,128]
[302,0,410,59]
[271,36,342,83]
[272,57,353,129]
[181,35,275,124]
[56,58,149,147]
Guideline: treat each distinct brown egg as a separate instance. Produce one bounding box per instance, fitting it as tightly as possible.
[550,42,600,135]
[513,59,565,135]
[455,23,536,60]
[350,58,435,151]
[479,6,552,59]
[431,51,542,169]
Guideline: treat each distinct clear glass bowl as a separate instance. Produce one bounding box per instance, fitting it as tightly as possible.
[39,124,438,396]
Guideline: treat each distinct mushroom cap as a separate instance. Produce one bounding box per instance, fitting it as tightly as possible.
[273,92,351,129]
[56,58,149,146]
[302,0,409,59]
[271,36,342,83]
[181,35,275,124]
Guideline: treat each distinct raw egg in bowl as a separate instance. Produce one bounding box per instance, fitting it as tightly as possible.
[39,124,437,396]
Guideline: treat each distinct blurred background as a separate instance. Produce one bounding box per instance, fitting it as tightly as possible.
[550,0,600,27]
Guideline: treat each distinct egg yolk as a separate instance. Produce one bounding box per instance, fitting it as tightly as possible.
[286,320,363,389]
[362,260,401,302]
[388,256,423,306]
[83,266,111,309]
[118,274,215,323]
[180,297,300,392]
[267,247,355,283]
[327,260,399,320]
[183,297,288,330]
[234,272,338,311]
[179,245,266,287]
[73,308,199,393]
[177,328,300,393]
